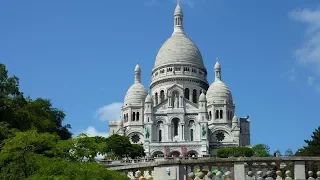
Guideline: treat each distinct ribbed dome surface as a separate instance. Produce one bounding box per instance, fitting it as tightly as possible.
[154,33,205,69]
[124,83,148,105]
[206,80,233,104]
[145,93,152,103]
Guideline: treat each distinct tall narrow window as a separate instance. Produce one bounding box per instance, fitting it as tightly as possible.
[132,112,136,121]
[190,129,194,141]
[192,89,197,103]
[184,88,190,100]
[215,110,219,119]
[160,90,165,102]
[159,130,162,142]
[220,110,223,119]
[136,112,140,121]
[173,119,179,136]
[209,111,212,120]
[227,111,230,120]
[155,93,158,105]
[126,113,128,122]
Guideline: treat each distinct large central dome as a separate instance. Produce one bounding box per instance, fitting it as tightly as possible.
[153,2,206,71]
[154,33,205,70]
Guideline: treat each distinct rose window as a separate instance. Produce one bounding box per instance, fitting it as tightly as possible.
[216,132,225,142]
[131,134,140,143]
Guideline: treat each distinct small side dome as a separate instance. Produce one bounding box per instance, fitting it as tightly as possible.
[145,93,152,103]
[232,115,238,122]
[214,61,221,69]
[174,3,183,15]
[199,92,206,102]
[124,83,148,105]
[135,64,141,72]
[206,80,233,104]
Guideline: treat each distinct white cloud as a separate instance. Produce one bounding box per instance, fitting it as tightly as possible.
[95,102,122,122]
[82,126,109,137]
[308,76,315,85]
[290,8,320,73]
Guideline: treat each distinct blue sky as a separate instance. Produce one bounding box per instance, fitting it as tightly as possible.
[1,0,320,154]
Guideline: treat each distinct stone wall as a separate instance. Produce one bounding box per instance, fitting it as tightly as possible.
[104,157,320,180]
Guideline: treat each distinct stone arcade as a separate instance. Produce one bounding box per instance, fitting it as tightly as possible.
[109,2,250,157]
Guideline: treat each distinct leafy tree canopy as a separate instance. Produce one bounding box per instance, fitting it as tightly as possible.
[296,126,320,156]
[252,144,271,157]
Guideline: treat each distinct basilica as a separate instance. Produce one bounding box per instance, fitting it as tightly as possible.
[109,2,250,157]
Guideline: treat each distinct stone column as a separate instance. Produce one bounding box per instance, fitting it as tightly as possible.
[294,161,306,180]
[234,162,245,180]
[168,124,172,142]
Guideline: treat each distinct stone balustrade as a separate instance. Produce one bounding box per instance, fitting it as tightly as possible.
[104,157,320,180]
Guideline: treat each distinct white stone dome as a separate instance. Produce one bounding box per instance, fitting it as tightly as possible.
[145,93,152,103]
[199,92,206,102]
[206,80,233,104]
[154,33,205,70]
[124,83,148,105]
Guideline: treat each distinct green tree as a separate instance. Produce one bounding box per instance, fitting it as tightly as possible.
[28,158,129,180]
[0,64,72,141]
[50,133,108,162]
[252,144,271,157]
[296,126,320,156]
[129,144,145,159]
[285,149,294,157]
[0,130,58,179]
[106,134,132,158]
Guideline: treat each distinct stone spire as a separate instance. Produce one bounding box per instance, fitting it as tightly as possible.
[173,0,184,34]
[214,58,221,81]
[134,63,141,83]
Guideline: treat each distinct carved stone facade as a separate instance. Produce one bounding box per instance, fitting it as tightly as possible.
[108,2,250,157]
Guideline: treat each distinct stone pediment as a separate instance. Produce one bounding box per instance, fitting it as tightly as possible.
[167,84,184,93]
[154,99,169,112]
[184,99,199,110]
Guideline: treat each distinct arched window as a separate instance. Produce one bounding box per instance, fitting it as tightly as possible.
[215,110,219,119]
[159,130,162,142]
[155,92,158,105]
[209,111,212,120]
[160,90,165,102]
[190,129,194,141]
[173,118,179,136]
[220,110,223,119]
[136,112,140,121]
[184,88,190,100]
[192,89,197,103]
[132,112,136,121]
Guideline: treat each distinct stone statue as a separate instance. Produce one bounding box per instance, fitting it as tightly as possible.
[145,127,150,139]
[202,125,207,137]
[174,94,178,108]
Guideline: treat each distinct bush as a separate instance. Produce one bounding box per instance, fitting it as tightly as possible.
[216,146,253,158]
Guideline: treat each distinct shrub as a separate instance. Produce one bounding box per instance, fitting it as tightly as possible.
[216,146,253,158]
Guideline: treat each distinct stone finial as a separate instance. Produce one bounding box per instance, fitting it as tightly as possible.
[276,170,282,180]
[188,172,195,180]
[257,171,264,180]
[135,170,142,178]
[197,171,204,179]
[224,171,232,180]
[247,171,254,180]
[216,171,222,180]
[265,170,273,180]
[317,171,320,180]
[285,170,293,180]
[308,171,315,180]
